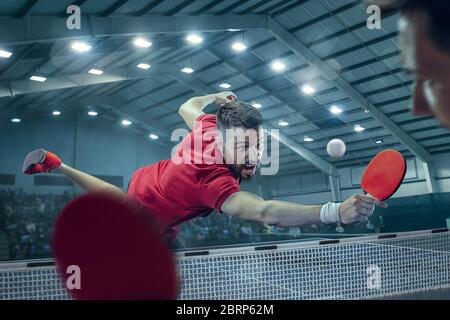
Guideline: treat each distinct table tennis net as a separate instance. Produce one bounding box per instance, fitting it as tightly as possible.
[1,229,450,300]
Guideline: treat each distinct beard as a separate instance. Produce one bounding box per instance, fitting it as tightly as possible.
[229,163,257,180]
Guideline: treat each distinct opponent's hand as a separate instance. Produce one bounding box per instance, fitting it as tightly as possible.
[213,92,237,105]
[340,194,387,224]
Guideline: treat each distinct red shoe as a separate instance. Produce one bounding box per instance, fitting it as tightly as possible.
[22,148,62,175]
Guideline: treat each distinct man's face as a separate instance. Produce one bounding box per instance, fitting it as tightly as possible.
[399,10,450,128]
[223,127,264,180]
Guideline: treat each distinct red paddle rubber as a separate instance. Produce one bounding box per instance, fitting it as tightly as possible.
[53,193,178,300]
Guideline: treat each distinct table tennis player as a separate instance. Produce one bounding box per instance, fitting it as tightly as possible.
[22,92,387,245]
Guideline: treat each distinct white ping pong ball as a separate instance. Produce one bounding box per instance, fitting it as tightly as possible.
[327,139,346,158]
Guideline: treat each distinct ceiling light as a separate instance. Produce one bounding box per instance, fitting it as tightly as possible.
[121,119,132,126]
[232,41,247,52]
[354,124,365,132]
[71,41,91,52]
[302,84,316,95]
[137,63,151,70]
[271,60,285,71]
[330,105,342,114]
[278,120,289,127]
[219,83,231,89]
[186,34,203,44]
[88,68,103,75]
[181,67,194,74]
[375,139,383,144]
[0,49,12,58]
[304,136,314,142]
[252,103,262,109]
[149,134,159,140]
[11,118,21,123]
[134,38,152,48]
[30,75,47,82]
[88,111,98,117]
[52,111,61,116]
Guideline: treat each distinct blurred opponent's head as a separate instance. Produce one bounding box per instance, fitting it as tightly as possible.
[367,0,450,127]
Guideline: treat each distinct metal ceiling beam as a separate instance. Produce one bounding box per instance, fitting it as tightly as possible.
[192,0,225,15]
[0,64,170,98]
[165,0,198,16]
[0,15,268,46]
[133,0,165,16]
[101,0,130,17]
[15,0,39,18]
[267,17,433,163]
[216,0,252,15]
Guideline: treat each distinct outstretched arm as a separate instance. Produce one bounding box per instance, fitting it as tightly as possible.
[220,191,387,227]
[178,92,236,130]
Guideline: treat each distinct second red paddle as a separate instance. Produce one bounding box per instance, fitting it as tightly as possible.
[53,193,178,300]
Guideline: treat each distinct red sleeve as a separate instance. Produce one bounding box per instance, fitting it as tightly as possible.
[200,169,240,211]
[195,114,217,131]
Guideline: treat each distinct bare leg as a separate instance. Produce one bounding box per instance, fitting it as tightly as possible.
[54,163,126,199]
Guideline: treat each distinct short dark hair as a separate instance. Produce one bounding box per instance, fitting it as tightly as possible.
[367,0,450,52]
[216,101,263,132]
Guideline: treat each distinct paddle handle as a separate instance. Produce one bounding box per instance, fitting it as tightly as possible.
[363,191,375,230]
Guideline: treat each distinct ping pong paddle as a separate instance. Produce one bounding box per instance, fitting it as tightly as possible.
[361,149,407,201]
[53,193,178,300]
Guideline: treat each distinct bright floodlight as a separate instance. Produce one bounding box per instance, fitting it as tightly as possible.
[219,83,231,89]
[330,105,342,114]
[271,60,285,71]
[121,119,132,126]
[30,75,47,82]
[186,34,203,44]
[304,136,314,142]
[232,42,247,52]
[0,49,12,58]
[71,41,91,52]
[354,124,365,132]
[11,118,21,123]
[134,38,152,48]
[278,120,289,127]
[149,134,159,140]
[88,68,103,75]
[137,63,151,70]
[181,67,194,74]
[252,103,262,109]
[302,84,316,95]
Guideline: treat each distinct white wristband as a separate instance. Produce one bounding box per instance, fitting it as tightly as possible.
[320,202,341,224]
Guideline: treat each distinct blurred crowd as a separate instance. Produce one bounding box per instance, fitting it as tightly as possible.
[176,212,268,248]
[0,188,295,259]
[0,188,391,261]
[0,188,74,260]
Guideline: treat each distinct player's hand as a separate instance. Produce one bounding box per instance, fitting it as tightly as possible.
[340,194,387,224]
[213,92,236,105]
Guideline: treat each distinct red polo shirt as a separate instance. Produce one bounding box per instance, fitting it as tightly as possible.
[127,114,240,241]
